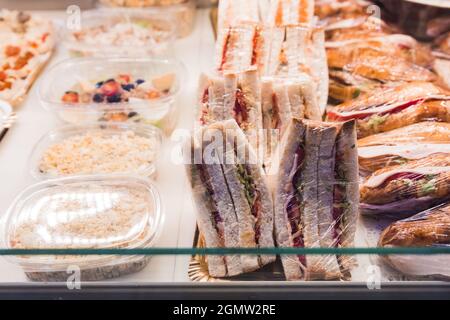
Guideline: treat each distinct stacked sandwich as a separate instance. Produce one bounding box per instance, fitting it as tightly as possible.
[200,0,328,167]
[188,0,360,281]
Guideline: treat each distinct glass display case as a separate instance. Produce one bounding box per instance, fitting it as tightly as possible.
[0,0,449,300]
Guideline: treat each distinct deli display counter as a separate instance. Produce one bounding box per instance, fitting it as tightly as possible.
[0,0,449,300]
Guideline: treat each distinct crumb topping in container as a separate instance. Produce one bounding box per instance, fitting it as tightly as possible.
[38,130,159,177]
[9,184,154,252]
[2,176,163,281]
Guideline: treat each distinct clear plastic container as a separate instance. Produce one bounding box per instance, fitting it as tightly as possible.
[1,175,164,282]
[96,0,196,38]
[0,100,13,131]
[38,57,185,134]
[62,9,176,57]
[28,122,162,180]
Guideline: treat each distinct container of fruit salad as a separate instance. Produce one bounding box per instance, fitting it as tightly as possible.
[28,122,162,180]
[96,0,196,38]
[62,9,176,57]
[38,57,185,134]
[1,175,164,282]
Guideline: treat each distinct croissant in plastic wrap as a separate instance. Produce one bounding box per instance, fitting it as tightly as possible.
[379,203,450,279]
[357,122,450,174]
[327,81,450,138]
[360,153,450,216]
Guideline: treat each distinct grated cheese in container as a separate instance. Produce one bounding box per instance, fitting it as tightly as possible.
[29,122,162,180]
[1,175,163,282]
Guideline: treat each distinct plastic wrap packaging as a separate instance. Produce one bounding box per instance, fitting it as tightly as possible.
[215,22,329,85]
[1,176,163,282]
[63,9,175,57]
[198,69,263,154]
[0,10,56,107]
[39,57,185,135]
[97,0,196,38]
[198,70,325,168]
[269,118,359,280]
[266,0,315,27]
[360,152,450,217]
[28,123,162,180]
[433,32,450,89]
[215,22,267,74]
[314,0,442,103]
[216,0,261,33]
[326,81,450,138]
[357,122,450,175]
[378,203,450,279]
[186,118,359,281]
[375,0,450,41]
[260,24,328,113]
[99,0,188,6]
[185,119,275,278]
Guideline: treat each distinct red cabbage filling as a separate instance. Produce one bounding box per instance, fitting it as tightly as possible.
[288,146,306,265]
[219,29,231,71]
[197,164,225,242]
[251,28,261,66]
[327,98,425,121]
[380,172,425,188]
[199,88,209,125]
[332,186,345,246]
[234,88,249,126]
[271,93,281,129]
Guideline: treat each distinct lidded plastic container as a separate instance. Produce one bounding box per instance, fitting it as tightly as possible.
[62,9,176,57]
[1,175,163,281]
[38,57,185,134]
[29,122,162,180]
[0,99,13,131]
[96,0,196,38]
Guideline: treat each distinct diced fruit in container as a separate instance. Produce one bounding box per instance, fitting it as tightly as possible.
[104,112,129,122]
[0,71,6,81]
[118,74,131,83]
[107,94,122,103]
[136,79,145,85]
[101,80,121,97]
[122,84,135,91]
[62,91,79,103]
[147,90,161,99]
[77,78,96,92]
[93,93,104,103]
[0,81,12,91]
[152,73,175,92]
[5,45,20,57]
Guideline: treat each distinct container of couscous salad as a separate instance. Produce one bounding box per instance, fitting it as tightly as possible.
[1,175,164,282]
[38,57,185,134]
[96,0,196,38]
[28,122,162,180]
[62,9,176,57]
